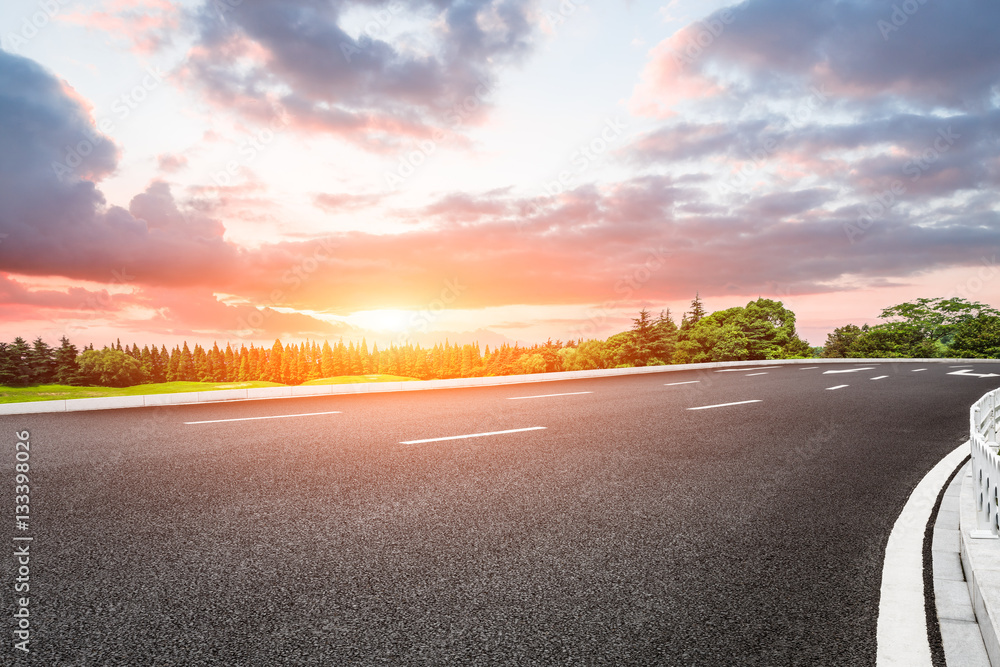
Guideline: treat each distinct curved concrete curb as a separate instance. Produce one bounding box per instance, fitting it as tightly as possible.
[0,357,985,416]
[960,469,1000,665]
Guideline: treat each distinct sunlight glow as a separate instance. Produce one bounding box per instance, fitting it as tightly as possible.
[346,309,414,333]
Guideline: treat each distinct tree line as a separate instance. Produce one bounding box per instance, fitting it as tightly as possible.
[0,295,818,388]
[3,295,995,389]
[821,297,1000,359]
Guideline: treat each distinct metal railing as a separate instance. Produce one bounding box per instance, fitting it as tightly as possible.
[971,388,1000,534]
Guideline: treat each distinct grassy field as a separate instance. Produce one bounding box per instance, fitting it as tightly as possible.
[300,375,418,386]
[0,376,418,404]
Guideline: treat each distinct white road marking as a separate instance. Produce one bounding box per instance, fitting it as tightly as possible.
[876,442,968,666]
[507,391,592,400]
[799,366,819,370]
[826,385,849,390]
[665,381,700,386]
[686,400,762,411]
[823,367,876,374]
[714,366,780,372]
[745,372,768,376]
[949,369,1000,378]
[184,410,342,425]
[401,426,546,445]
[871,376,889,380]
[912,368,927,372]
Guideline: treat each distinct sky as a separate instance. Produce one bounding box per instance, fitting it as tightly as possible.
[0,0,998,351]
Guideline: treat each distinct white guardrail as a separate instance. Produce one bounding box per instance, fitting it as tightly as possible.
[972,388,1000,534]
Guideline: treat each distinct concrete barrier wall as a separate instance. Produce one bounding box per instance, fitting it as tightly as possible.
[959,473,1000,667]
[0,357,985,416]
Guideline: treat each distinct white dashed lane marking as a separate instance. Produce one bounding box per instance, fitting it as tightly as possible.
[184,411,342,425]
[714,366,780,373]
[687,400,762,411]
[507,391,592,400]
[401,426,547,445]
[823,367,876,375]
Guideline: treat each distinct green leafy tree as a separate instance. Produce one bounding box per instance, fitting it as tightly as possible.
[822,325,863,358]
[878,297,1000,347]
[78,348,146,387]
[950,316,1000,358]
[519,353,546,374]
[845,322,935,358]
[673,298,811,363]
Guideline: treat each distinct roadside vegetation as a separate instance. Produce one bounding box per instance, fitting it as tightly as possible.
[821,298,1000,359]
[0,381,283,404]
[1,295,996,402]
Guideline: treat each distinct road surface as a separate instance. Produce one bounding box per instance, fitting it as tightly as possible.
[3,361,999,665]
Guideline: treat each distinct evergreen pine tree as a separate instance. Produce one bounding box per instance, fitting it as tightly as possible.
[687,293,707,325]
[267,340,283,383]
[53,336,81,385]
[28,336,56,384]
[8,338,32,386]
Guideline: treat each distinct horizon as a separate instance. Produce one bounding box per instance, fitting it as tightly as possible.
[1,0,998,350]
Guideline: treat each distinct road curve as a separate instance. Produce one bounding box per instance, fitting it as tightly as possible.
[3,361,999,665]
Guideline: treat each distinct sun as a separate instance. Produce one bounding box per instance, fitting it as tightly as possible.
[347,309,413,333]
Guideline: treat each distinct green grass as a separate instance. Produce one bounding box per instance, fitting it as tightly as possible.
[300,375,419,385]
[0,381,284,404]
[0,376,421,404]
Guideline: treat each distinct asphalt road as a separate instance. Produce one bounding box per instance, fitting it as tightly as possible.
[3,361,1000,666]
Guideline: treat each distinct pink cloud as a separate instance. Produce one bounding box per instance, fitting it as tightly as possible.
[61,0,180,54]
[157,153,188,173]
[630,29,726,117]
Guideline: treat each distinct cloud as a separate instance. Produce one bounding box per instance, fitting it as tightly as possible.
[0,273,127,312]
[134,288,354,339]
[61,0,181,54]
[313,192,383,212]
[632,0,1000,115]
[157,153,188,173]
[0,50,243,289]
[180,0,539,147]
[3,43,998,342]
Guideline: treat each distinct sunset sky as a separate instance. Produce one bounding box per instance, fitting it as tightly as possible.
[1,0,998,350]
